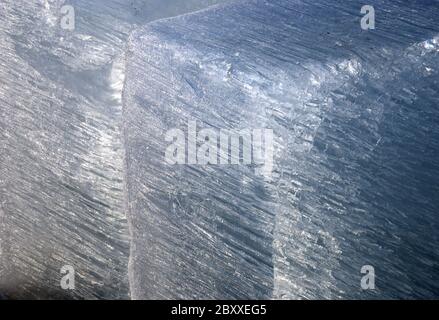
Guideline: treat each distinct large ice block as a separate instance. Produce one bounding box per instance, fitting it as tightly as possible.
[124,0,439,299]
[0,0,231,299]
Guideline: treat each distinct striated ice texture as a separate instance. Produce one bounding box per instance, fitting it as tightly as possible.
[124,0,439,299]
[1,0,439,300]
[0,0,231,299]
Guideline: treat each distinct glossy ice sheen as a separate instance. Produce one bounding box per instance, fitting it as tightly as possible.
[0,0,230,299]
[124,0,439,299]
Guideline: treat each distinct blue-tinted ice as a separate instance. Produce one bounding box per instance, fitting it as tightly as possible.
[124,0,439,299]
[0,0,231,299]
[1,0,438,300]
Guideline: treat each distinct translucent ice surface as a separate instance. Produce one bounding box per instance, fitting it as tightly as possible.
[0,0,231,299]
[124,0,439,299]
[1,0,439,300]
